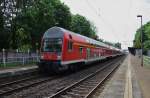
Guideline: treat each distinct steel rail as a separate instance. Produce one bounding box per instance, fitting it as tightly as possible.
[0,76,59,96]
[49,57,124,98]
[0,75,41,88]
[84,60,122,98]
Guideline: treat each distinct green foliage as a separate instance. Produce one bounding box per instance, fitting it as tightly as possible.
[18,44,32,52]
[0,4,9,49]
[0,7,3,32]
[10,27,31,51]
[53,1,72,29]
[144,40,150,51]
[0,61,36,68]
[103,41,121,49]
[97,38,104,42]
[71,14,97,38]
[134,21,150,53]
[0,0,98,50]
[114,42,121,49]
[134,31,141,48]
[12,0,72,50]
[0,6,4,49]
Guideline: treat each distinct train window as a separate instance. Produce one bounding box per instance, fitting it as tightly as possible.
[42,38,62,52]
[68,41,73,51]
[69,34,72,39]
[79,47,83,54]
[87,48,90,59]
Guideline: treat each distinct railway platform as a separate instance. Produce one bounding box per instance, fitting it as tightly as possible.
[0,65,38,78]
[97,54,144,98]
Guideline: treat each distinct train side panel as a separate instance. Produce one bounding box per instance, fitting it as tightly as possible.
[61,32,86,65]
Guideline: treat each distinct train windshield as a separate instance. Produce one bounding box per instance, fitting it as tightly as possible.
[42,38,62,52]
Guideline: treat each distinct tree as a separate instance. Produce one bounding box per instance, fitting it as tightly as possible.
[134,21,150,53]
[90,22,98,39]
[13,27,31,51]
[0,4,4,49]
[53,1,72,29]
[114,42,121,49]
[0,0,19,49]
[71,14,97,38]
[0,2,9,49]
[0,5,3,32]
[1,0,98,50]
[97,38,104,42]
[144,40,150,52]
[12,0,72,50]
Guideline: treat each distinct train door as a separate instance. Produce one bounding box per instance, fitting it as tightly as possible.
[79,46,84,59]
[86,48,90,60]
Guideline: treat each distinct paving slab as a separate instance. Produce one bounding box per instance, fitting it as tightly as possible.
[131,55,150,98]
[98,54,142,98]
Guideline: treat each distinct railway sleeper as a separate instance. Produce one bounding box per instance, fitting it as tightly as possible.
[78,84,95,88]
[66,91,83,97]
[0,89,7,92]
[70,89,89,95]
[74,84,95,89]
[82,81,98,85]
[71,89,88,93]
[61,95,74,98]
[74,86,91,90]
[71,88,91,94]
[1,87,13,91]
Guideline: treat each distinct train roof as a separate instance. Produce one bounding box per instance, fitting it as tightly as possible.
[44,26,120,51]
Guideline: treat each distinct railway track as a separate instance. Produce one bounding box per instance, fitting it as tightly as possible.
[0,75,59,96]
[0,69,38,83]
[1,56,125,98]
[48,57,124,98]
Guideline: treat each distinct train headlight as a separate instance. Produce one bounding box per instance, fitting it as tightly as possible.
[57,55,61,60]
[41,55,44,59]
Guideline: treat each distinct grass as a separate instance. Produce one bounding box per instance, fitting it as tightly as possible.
[144,55,150,69]
[0,61,37,69]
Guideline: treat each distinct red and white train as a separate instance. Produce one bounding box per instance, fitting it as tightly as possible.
[38,27,122,73]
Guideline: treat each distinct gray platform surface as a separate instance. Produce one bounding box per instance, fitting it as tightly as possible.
[0,66,38,78]
[98,54,142,98]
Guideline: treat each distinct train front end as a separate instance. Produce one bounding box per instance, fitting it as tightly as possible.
[38,27,65,73]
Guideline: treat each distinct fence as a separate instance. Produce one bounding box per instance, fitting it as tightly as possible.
[0,49,40,67]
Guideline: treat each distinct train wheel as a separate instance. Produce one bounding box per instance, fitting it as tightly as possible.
[38,65,46,74]
[69,64,78,72]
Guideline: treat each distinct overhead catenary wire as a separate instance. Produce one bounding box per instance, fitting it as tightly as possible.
[85,0,120,43]
[85,0,135,48]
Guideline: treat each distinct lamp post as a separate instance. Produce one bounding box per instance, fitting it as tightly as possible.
[137,15,143,67]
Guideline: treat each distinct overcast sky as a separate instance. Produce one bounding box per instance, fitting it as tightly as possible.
[60,0,150,49]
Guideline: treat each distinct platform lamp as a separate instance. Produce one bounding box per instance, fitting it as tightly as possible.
[137,15,143,67]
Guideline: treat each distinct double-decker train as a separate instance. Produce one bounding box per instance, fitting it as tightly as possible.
[38,27,122,73]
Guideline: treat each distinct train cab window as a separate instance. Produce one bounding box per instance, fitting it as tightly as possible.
[42,38,62,52]
[68,41,73,51]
